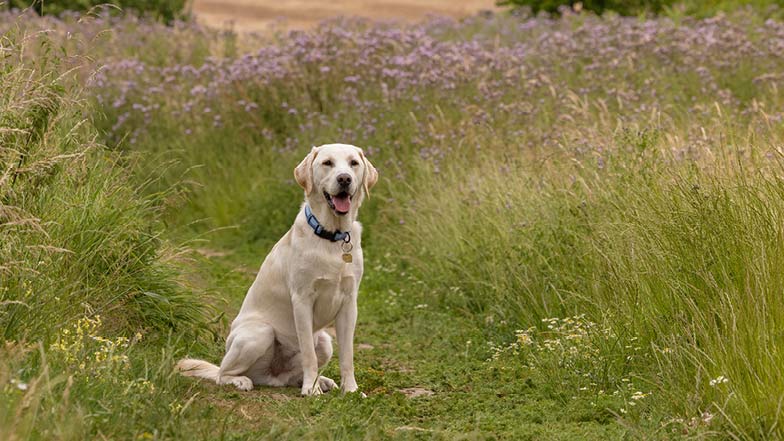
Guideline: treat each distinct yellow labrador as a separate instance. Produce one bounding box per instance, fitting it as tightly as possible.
[177,143,377,396]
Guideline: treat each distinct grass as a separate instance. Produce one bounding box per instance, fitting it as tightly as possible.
[397,132,784,437]
[148,248,637,440]
[2,6,784,440]
[0,23,213,440]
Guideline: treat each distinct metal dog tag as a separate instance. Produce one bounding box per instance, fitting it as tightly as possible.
[341,241,353,263]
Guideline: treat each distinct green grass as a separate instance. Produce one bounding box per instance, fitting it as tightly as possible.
[0,28,213,340]
[395,134,784,437]
[0,25,213,440]
[146,249,639,440]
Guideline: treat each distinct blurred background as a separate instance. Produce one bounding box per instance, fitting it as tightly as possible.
[191,0,500,31]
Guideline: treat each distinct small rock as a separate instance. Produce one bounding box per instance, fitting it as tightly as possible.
[399,387,434,399]
[357,343,374,350]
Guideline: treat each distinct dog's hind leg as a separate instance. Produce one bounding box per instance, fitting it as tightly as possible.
[217,324,274,391]
[273,330,336,392]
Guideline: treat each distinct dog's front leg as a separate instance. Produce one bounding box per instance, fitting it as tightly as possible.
[336,295,359,393]
[292,295,321,396]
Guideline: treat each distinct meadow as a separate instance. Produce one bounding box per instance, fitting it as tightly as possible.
[2,5,784,439]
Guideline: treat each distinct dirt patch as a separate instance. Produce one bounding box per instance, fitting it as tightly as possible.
[398,387,434,398]
[203,395,275,421]
[268,392,291,402]
[191,0,499,31]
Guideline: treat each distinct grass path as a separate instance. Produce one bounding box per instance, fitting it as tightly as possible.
[179,247,629,440]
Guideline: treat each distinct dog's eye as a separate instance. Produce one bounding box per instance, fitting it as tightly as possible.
[322,160,333,167]
[350,160,359,167]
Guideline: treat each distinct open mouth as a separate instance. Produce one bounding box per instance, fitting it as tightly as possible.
[324,191,352,216]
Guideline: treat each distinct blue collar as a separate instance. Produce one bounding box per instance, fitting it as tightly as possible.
[304,205,350,243]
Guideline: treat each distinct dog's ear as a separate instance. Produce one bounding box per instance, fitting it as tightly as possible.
[360,150,378,198]
[294,147,319,194]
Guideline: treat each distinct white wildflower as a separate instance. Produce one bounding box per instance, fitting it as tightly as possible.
[10,379,28,391]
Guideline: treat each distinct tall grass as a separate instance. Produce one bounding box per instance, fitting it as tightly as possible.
[0,30,208,339]
[0,24,214,440]
[398,123,784,436]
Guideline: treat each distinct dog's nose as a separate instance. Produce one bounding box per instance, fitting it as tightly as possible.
[337,173,352,187]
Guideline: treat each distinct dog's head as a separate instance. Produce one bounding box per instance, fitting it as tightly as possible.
[294,143,378,217]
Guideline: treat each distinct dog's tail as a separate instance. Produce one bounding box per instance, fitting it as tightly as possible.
[176,358,219,381]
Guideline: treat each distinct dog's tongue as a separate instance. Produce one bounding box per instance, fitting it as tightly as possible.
[332,194,351,213]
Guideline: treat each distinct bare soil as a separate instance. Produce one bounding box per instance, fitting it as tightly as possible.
[191,0,499,31]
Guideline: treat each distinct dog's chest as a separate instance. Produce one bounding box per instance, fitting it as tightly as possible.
[310,270,355,327]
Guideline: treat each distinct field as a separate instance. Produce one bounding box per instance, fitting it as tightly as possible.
[2,4,784,440]
[191,0,498,31]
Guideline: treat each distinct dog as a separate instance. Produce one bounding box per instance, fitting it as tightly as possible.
[177,143,377,396]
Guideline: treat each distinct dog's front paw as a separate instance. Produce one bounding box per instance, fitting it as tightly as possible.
[319,376,338,392]
[301,382,323,396]
[340,379,359,394]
